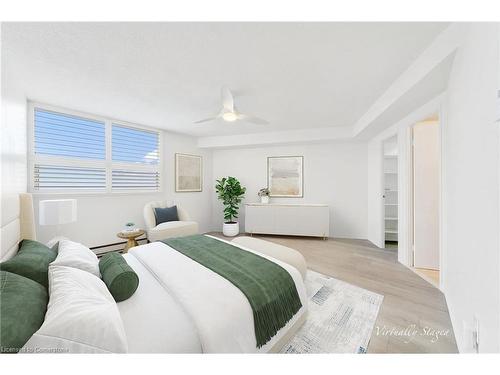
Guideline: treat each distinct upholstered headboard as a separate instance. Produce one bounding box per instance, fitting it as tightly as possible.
[0,193,36,262]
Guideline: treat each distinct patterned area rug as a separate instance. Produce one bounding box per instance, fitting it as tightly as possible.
[281,270,384,353]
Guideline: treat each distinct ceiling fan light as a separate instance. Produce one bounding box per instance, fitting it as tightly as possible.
[222,112,238,122]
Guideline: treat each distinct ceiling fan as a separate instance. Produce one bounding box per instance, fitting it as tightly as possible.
[194,86,269,125]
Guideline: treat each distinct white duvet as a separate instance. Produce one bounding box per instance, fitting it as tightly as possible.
[118,236,307,353]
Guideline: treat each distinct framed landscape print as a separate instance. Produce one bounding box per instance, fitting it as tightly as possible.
[267,156,304,197]
[175,153,202,192]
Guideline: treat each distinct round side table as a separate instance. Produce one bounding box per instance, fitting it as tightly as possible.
[117,229,145,253]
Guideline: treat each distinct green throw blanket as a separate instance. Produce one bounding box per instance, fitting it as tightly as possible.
[162,235,302,348]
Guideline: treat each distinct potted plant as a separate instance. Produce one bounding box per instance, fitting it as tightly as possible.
[215,176,246,237]
[258,188,270,204]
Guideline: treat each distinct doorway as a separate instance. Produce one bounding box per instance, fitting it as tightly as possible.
[411,116,440,288]
[383,136,398,250]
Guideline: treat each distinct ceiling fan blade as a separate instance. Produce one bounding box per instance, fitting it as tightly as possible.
[221,86,234,112]
[193,116,219,124]
[237,113,269,125]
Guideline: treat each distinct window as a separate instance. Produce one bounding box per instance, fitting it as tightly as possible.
[111,124,160,191]
[34,165,107,190]
[34,109,106,160]
[30,105,161,193]
[112,124,158,164]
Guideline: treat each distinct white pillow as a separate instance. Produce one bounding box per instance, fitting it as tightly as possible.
[22,265,128,353]
[51,239,100,278]
[46,236,69,249]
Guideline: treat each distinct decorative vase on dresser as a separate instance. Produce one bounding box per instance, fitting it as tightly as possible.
[258,187,270,204]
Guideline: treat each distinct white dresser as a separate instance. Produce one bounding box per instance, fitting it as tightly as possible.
[244,203,330,239]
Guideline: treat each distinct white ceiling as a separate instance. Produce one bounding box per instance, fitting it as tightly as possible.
[2,22,448,137]
[355,52,455,140]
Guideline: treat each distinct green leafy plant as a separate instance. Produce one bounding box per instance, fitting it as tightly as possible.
[215,176,246,223]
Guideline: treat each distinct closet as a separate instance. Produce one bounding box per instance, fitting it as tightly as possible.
[383,137,398,246]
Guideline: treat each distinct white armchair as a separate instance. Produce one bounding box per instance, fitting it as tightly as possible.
[143,201,199,242]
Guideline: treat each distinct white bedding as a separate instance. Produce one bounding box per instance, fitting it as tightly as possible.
[118,254,201,353]
[118,236,307,353]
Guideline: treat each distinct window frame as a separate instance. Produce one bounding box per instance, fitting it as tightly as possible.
[28,102,163,195]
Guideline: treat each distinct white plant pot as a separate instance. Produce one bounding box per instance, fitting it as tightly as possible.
[223,222,239,237]
[260,196,270,204]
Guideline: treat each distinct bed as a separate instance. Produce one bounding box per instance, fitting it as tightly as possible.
[0,193,308,353]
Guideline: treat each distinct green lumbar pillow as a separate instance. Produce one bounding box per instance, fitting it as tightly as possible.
[0,271,48,353]
[0,239,58,289]
[99,253,139,302]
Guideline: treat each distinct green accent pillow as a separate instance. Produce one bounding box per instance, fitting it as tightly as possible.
[99,253,139,302]
[0,239,58,289]
[0,271,48,353]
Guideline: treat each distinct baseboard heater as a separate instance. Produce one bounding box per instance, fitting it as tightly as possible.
[90,237,148,257]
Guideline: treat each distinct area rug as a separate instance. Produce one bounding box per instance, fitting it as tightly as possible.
[281,270,384,353]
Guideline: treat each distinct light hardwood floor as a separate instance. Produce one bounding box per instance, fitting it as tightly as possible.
[211,232,458,353]
[413,268,440,288]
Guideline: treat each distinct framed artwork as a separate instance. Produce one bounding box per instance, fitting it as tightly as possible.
[175,153,202,192]
[267,156,304,197]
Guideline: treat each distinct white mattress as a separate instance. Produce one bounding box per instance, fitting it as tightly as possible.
[118,237,307,353]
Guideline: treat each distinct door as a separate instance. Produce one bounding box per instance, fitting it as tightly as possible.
[413,121,440,269]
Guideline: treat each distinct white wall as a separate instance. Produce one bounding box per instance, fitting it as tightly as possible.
[441,23,500,353]
[34,132,213,247]
[1,90,27,204]
[163,132,213,235]
[1,31,29,259]
[365,24,500,353]
[211,142,368,239]
[383,137,398,156]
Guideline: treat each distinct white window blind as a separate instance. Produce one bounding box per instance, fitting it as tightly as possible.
[112,124,159,164]
[34,165,106,190]
[34,109,105,160]
[31,105,161,193]
[111,124,160,191]
[111,170,160,191]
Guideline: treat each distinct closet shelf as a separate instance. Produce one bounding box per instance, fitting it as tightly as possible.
[385,217,398,220]
[385,229,398,234]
